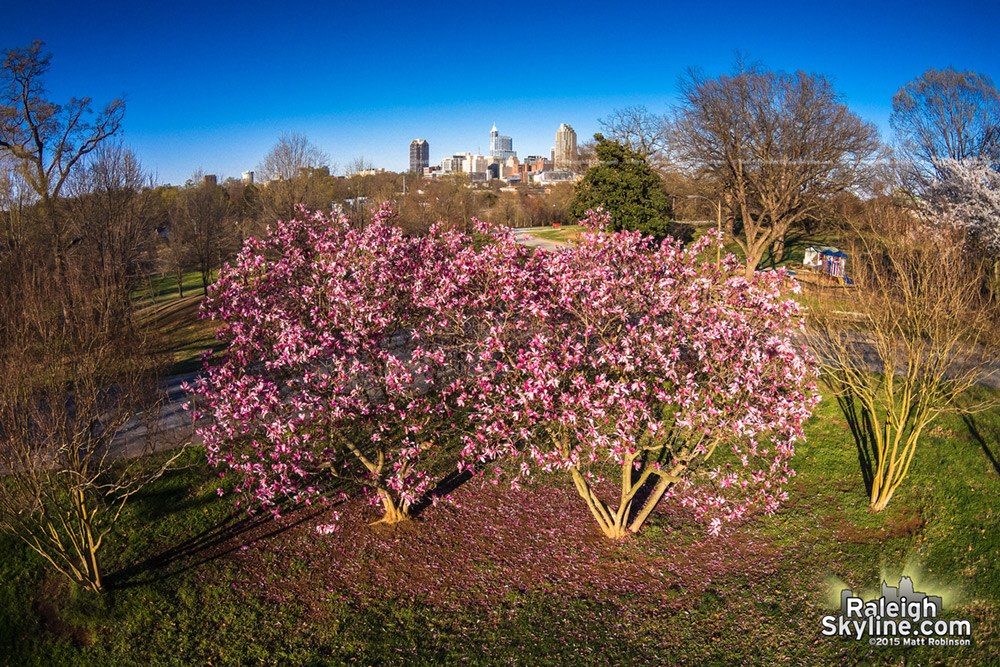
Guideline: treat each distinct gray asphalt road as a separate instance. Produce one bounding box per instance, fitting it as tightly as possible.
[109,371,201,459]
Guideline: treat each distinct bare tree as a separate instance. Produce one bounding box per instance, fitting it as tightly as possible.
[674,60,882,276]
[574,138,599,173]
[891,67,1000,184]
[0,41,125,294]
[224,177,261,246]
[0,155,36,254]
[395,175,481,234]
[805,201,997,512]
[256,133,334,224]
[65,142,159,322]
[0,43,181,594]
[171,175,236,293]
[147,185,193,298]
[598,105,671,166]
[346,155,375,176]
[492,190,522,227]
[0,221,175,594]
[257,132,329,181]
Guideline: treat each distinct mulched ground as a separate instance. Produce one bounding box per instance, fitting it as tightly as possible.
[192,475,785,623]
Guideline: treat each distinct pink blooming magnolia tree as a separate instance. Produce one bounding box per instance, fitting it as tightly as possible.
[192,204,530,524]
[462,210,820,539]
[196,203,817,538]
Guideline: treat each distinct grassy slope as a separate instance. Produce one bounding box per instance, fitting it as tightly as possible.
[5,241,989,665]
[134,271,212,306]
[687,225,847,271]
[2,391,998,666]
[135,270,223,376]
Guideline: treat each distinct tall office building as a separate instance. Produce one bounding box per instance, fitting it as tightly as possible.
[554,123,578,171]
[441,155,465,173]
[490,123,516,159]
[409,139,430,174]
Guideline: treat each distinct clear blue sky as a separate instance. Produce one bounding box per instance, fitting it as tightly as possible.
[4,0,999,185]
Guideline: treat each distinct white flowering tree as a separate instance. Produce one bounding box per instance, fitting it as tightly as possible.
[924,158,1000,293]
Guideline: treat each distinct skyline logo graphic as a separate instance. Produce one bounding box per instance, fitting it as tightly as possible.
[821,576,971,647]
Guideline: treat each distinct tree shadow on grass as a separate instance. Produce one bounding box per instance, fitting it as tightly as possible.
[962,413,1000,476]
[127,485,217,522]
[831,394,877,497]
[409,468,475,517]
[106,503,329,590]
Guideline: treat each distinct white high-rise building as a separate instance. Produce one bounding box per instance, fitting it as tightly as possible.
[490,123,516,159]
[555,123,578,171]
[461,152,488,174]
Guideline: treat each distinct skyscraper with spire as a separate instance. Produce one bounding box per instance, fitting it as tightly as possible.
[489,123,516,159]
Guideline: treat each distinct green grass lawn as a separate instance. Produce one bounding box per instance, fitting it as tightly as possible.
[134,270,223,376]
[134,270,214,306]
[687,224,847,271]
[683,224,860,315]
[2,389,999,666]
[526,225,584,244]
[143,296,222,376]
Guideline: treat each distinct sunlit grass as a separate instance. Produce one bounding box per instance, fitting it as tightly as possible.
[2,388,998,665]
[133,270,214,306]
[525,225,584,244]
[135,271,223,376]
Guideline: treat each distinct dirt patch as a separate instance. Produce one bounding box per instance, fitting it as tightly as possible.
[34,576,93,647]
[837,508,925,543]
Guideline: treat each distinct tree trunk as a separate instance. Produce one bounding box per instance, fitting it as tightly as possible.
[72,489,103,592]
[42,196,75,329]
[870,486,893,512]
[375,488,409,525]
[569,466,628,539]
[740,234,769,279]
[627,472,677,534]
[772,234,786,265]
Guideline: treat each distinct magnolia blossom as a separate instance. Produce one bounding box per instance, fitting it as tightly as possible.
[195,203,817,537]
[192,204,530,523]
[459,209,819,536]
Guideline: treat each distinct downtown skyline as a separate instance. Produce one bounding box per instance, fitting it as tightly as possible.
[3,0,999,186]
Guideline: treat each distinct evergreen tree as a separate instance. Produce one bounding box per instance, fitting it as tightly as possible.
[569,134,680,239]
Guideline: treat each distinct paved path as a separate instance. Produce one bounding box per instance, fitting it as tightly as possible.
[109,371,200,459]
[794,331,1000,390]
[509,227,569,253]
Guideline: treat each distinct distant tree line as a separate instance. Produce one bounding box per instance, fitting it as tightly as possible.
[588,58,1000,287]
